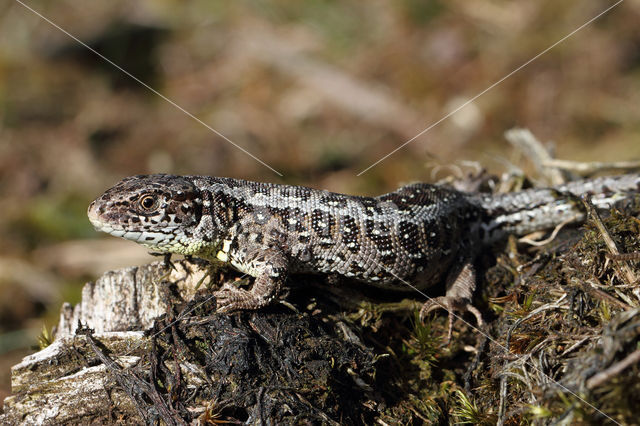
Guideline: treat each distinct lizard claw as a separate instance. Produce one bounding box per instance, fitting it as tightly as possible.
[213,273,281,312]
[419,296,484,344]
[419,261,484,343]
[214,294,242,313]
[149,252,176,271]
[213,282,250,312]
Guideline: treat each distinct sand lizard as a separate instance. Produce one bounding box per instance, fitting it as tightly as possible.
[87,173,640,334]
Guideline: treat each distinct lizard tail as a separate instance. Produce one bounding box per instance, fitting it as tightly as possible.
[474,173,640,238]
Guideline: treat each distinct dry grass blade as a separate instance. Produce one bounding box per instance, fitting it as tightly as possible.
[582,196,637,286]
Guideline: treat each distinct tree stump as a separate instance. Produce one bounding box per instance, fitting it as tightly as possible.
[1,261,378,424]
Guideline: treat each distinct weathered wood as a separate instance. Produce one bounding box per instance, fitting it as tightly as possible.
[56,261,208,338]
[1,261,378,424]
[1,261,207,424]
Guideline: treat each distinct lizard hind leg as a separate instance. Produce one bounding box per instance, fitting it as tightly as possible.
[419,261,484,343]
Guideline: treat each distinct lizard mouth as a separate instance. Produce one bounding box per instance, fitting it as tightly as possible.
[87,199,177,247]
[87,200,142,241]
[88,217,157,243]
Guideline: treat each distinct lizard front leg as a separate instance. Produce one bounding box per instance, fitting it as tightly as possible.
[214,247,288,312]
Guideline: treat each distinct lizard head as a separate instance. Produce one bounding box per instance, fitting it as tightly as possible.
[88,174,202,252]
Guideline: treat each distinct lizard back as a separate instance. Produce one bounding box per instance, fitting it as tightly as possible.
[88,173,640,292]
[185,176,486,289]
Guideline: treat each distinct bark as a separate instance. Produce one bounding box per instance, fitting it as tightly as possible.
[1,261,378,424]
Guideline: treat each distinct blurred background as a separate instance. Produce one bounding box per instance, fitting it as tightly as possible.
[1,0,639,401]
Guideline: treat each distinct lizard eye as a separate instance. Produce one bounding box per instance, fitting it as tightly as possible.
[139,195,158,211]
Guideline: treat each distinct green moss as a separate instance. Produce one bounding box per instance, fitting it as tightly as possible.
[452,389,496,425]
[399,0,444,25]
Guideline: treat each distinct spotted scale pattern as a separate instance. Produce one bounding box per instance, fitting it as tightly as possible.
[88,173,640,311]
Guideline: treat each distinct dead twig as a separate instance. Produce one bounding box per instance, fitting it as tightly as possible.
[518,215,578,246]
[504,128,565,186]
[79,327,187,426]
[581,195,637,287]
[606,252,640,261]
[586,348,640,390]
[582,278,633,311]
[498,295,569,426]
[543,159,640,175]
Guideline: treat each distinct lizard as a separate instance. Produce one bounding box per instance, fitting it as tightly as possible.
[87,173,640,337]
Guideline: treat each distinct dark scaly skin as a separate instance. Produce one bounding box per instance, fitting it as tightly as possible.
[88,173,640,321]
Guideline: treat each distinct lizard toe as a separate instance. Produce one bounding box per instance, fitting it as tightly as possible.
[213,285,251,312]
[419,296,484,344]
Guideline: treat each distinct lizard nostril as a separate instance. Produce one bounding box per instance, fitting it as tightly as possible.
[87,200,106,220]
